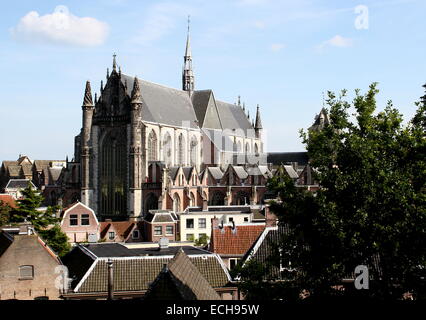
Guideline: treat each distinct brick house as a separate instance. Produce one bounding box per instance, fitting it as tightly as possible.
[143,210,178,242]
[0,225,62,300]
[60,202,100,243]
[209,217,265,270]
[99,220,144,243]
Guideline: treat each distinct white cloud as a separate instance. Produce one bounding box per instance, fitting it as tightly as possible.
[316,35,353,51]
[10,5,109,47]
[132,2,194,45]
[253,20,266,29]
[270,43,285,52]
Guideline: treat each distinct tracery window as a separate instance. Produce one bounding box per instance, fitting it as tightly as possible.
[178,134,185,165]
[190,136,198,166]
[147,130,158,161]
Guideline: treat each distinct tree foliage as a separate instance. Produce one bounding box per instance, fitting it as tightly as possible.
[38,225,71,257]
[9,183,70,257]
[0,201,12,227]
[239,83,426,301]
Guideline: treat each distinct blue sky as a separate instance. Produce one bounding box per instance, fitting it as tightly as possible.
[1,0,425,161]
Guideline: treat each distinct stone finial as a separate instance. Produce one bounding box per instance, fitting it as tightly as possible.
[255,104,263,130]
[83,81,93,107]
[112,53,117,72]
[131,76,142,104]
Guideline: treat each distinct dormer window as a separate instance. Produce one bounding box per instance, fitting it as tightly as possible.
[132,230,140,239]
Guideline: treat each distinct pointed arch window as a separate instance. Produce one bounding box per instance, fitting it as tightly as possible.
[163,133,172,167]
[173,193,181,213]
[148,131,158,162]
[190,136,198,166]
[178,134,185,165]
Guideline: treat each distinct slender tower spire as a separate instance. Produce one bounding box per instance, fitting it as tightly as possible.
[81,81,95,207]
[255,104,263,130]
[182,15,194,95]
[112,53,117,73]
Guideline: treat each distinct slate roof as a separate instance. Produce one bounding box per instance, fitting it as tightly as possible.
[267,152,309,166]
[169,167,180,181]
[215,100,253,132]
[191,90,214,128]
[6,165,21,177]
[210,223,265,256]
[283,165,299,179]
[242,224,291,280]
[246,165,272,178]
[64,244,231,294]
[48,167,63,183]
[80,243,211,258]
[5,179,35,190]
[0,231,14,257]
[145,211,175,223]
[207,167,224,180]
[121,75,199,129]
[145,249,221,300]
[231,166,249,179]
[182,167,194,182]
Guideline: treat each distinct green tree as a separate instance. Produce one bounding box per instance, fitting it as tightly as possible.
[10,183,57,229]
[0,200,12,226]
[38,225,71,257]
[194,234,209,246]
[239,83,426,301]
[10,183,70,257]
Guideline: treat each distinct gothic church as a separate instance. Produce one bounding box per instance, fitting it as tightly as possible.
[74,27,265,220]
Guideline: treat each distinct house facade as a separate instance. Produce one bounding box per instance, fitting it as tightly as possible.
[60,202,100,243]
[0,225,62,300]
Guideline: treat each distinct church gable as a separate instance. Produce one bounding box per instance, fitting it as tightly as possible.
[192,90,222,130]
[94,70,131,122]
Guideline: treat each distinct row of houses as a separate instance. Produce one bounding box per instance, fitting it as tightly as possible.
[0,208,280,300]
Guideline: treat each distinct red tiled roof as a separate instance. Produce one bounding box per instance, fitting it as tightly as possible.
[210,224,265,255]
[0,194,17,208]
[99,221,135,241]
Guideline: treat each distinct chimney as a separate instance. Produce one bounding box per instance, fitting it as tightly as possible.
[265,204,277,227]
[202,198,208,211]
[211,216,219,229]
[107,259,114,300]
[159,237,169,249]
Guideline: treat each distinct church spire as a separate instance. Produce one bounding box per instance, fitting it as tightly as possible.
[182,15,194,95]
[255,104,263,130]
[112,53,117,73]
[83,81,93,107]
[131,77,142,104]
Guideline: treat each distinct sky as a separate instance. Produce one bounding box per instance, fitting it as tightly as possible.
[0,0,425,161]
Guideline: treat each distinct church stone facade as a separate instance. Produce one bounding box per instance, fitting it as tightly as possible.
[74,30,265,221]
